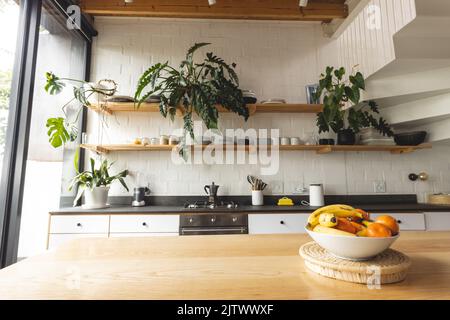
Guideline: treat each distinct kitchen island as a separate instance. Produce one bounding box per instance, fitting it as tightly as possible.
[0,232,449,299]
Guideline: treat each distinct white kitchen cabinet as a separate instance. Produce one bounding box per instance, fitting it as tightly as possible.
[49,215,110,234]
[109,215,179,233]
[109,232,179,238]
[424,212,450,231]
[248,214,308,234]
[371,213,426,231]
[47,233,107,250]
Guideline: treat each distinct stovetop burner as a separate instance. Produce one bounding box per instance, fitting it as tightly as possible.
[183,200,239,209]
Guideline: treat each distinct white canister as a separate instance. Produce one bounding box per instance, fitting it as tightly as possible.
[280,137,291,146]
[290,137,301,145]
[252,190,264,206]
[309,184,324,207]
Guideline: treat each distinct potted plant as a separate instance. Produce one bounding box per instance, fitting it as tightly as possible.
[315,66,393,145]
[69,157,129,208]
[134,42,249,157]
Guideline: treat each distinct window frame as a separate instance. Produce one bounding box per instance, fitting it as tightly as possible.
[0,0,96,267]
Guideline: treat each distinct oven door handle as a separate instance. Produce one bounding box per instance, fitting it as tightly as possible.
[181,227,247,234]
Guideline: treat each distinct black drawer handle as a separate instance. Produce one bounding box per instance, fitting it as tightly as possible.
[397,220,402,224]
[76,223,82,227]
[142,222,148,227]
[280,220,285,225]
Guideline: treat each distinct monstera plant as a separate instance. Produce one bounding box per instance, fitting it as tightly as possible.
[44,72,117,148]
[134,42,249,156]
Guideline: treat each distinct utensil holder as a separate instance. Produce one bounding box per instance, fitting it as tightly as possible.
[252,190,264,206]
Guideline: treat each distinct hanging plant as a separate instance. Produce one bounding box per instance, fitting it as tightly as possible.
[134,42,249,157]
[44,72,117,148]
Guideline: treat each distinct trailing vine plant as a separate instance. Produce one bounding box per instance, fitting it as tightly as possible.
[44,72,117,148]
[134,42,249,157]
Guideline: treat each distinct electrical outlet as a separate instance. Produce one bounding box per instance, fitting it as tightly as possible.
[294,185,308,194]
[373,181,386,193]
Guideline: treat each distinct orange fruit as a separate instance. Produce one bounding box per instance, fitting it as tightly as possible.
[375,215,399,235]
[350,221,365,232]
[357,228,368,237]
[367,223,392,238]
[335,218,358,234]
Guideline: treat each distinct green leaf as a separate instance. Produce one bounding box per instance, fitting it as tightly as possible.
[46,117,70,148]
[350,72,365,90]
[186,42,211,60]
[73,147,80,173]
[73,185,85,207]
[44,72,65,95]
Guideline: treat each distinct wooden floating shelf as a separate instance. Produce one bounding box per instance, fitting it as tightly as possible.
[80,143,432,155]
[86,102,323,116]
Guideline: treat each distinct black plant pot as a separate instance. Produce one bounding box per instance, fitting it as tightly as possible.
[337,129,356,145]
[319,138,335,145]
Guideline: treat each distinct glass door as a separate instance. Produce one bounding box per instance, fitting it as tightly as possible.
[17,1,88,259]
[0,0,20,176]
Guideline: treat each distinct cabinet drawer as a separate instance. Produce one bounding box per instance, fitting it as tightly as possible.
[48,233,107,250]
[425,212,450,231]
[249,214,308,234]
[50,215,109,234]
[372,213,425,231]
[109,232,179,238]
[109,215,179,233]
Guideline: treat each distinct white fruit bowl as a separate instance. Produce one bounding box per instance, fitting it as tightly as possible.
[305,227,400,261]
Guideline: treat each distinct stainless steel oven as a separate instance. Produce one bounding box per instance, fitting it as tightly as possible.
[180,213,248,235]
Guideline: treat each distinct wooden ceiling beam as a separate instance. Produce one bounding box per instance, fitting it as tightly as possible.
[78,0,348,22]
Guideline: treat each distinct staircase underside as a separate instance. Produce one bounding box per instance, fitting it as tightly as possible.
[362,1,450,143]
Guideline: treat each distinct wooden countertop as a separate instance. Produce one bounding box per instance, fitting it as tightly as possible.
[0,232,449,299]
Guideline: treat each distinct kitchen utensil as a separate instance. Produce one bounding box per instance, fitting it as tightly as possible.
[132,187,150,207]
[247,175,267,191]
[280,137,291,146]
[428,194,450,205]
[300,241,410,283]
[305,228,400,261]
[252,190,264,206]
[169,136,179,145]
[160,135,169,145]
[277,197,294,206]
[309,184,324,207]
[204,182,220,205]
[360,138,396,146]
[394,131,427,146]
[290,137,301,145]
[144,94,161,103]
[141,137,150,146]
[260,99,286,104]
[104,95,135,103]
[319,138,335,145]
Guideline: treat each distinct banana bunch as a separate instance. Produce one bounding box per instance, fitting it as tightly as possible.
[307,204,363,229]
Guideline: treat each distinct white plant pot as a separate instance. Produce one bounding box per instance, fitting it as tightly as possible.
[252,190,264,206]
[84,186,110,209]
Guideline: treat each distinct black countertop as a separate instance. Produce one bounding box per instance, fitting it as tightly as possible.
[50,203,450,215]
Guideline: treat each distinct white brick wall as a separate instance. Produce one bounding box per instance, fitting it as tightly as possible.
[89,17,450,202]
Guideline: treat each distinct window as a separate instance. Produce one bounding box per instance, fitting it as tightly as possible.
[18,1,88,258]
